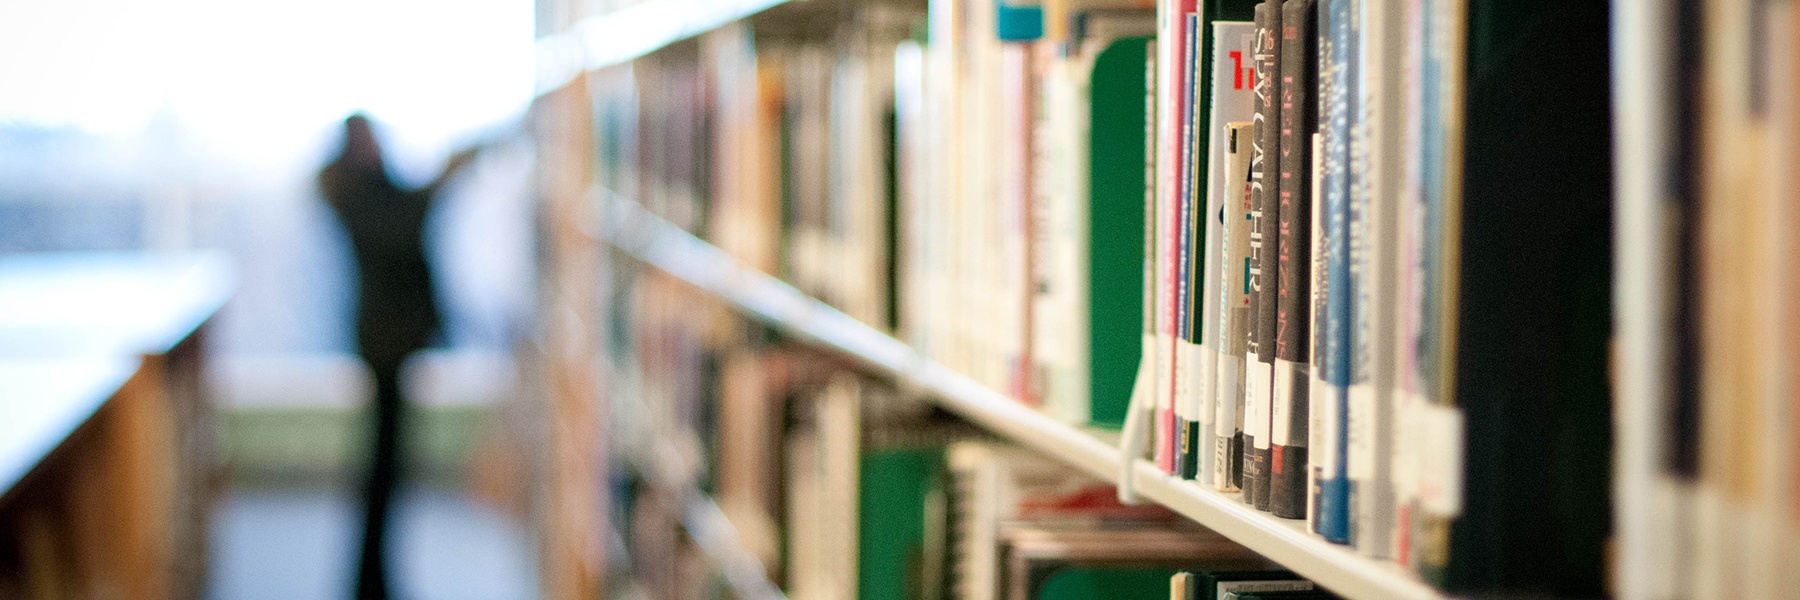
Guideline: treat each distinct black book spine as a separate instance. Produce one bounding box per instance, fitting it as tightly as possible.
[1270,0,1317,520]
[1243,2,1270,506]
[1245,0,1283,511]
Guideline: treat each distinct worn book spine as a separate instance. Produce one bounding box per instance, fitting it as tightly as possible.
[1270,0,1317,521]
[1217,120,1256,493]
[1246,0,1284,511]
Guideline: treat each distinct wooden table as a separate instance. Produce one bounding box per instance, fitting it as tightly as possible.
[0,252,232,600]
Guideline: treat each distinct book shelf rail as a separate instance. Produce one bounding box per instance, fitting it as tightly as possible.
[599,193,1453,600]
[535,0,790,94]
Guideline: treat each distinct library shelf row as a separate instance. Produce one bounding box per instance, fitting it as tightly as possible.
[534,0,791,94]
[598,193,1453,600]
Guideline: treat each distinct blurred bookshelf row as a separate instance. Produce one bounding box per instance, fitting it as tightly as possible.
[528,0,1800,598]
[3,0,1795,598]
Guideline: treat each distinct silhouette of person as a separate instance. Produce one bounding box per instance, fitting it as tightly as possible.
[320,114,476,600]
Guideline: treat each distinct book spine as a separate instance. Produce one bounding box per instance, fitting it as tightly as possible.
[1217,120,1255,493]
[1199,22,1257,489]
[1155,0,1195,475]
[1176,10,1203,480]
[1188,8,1216,484]
[1246,0,1283,511]
[1342,0,1371,549]
[1243,2,1270,505]
[1307,129,1326,532]
[1311,0,1353,545]
[1270,0,1317,521]
[1392,0,1424,564]
[1142,36,1161,433]
[1355,0,1405,560]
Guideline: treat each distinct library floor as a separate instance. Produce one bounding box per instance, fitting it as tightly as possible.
[207,484,538,600]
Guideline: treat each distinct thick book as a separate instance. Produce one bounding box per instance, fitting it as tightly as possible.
[1201,20,1259,490]
[1244,0,1283,511]
[1269,0,1317,521]
[1119,33,1160,498]
[1215,120,1255,492]
[1307,0,1352,545]
[1411,2,1613,596]
[1055,21,1155,429]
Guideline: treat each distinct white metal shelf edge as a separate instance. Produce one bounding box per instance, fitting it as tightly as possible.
[601,194,1451,600]
[536,0,790,94]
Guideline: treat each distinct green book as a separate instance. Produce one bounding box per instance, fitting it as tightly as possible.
[1034,566,1189,600]
[858,446,945,600]
[1081,34,1153,428]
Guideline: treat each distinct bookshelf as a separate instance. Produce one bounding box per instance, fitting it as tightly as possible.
[533,0,792,93]
[0,252,231,600]
[532,0,1622,598]
[600,196,1450,600]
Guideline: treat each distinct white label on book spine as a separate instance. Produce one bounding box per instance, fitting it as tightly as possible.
[1177,341,1199,418]
[1247,360,1272,445]
[1347,383,1376,479]
[1155,333,1174,412]
[1138,333,1159,410]
[1198,347,1218,428]
[1315,382,1341,479]
[1393,391,1427,501]
[1416,402,1464,517]
[1216,354,1244,437]
[1272,360,1296,446]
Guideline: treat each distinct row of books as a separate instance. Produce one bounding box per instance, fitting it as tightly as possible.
[1614,1,1800,599]
[587,0,1613,596]
[787,375,1351,600]
[594,245,1356,599]
[1102,1,1608,595]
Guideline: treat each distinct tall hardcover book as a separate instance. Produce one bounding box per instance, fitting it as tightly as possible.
[1606,0,1695,594]
[1269,0,1316,521]
[1351,0,1402,559]
[1202,20,1259,490]
[1152,0,1197,475]
[1216,120,1255,492]
[1176,9,1204,480]
[1304,128,1327,534]
[1244,0,1283,511]
[1307,0,1351,545]
[1120,32,1161,496]
[1078,32,1156,428]
[1413,1,1613,596]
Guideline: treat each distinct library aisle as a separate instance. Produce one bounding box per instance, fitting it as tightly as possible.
[4,0,1800,599]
